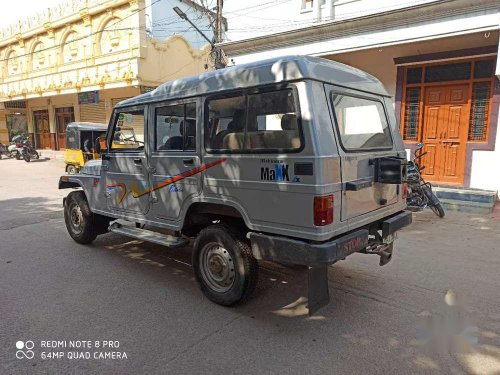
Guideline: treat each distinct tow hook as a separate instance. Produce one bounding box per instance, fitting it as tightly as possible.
[360,242,393,266]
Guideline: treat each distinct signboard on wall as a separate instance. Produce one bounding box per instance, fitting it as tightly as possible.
[78,91,100,105]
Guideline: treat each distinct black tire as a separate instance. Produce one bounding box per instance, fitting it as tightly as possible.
[423,186,445,218]
[23,153,31,162]
[192,224,258,306]
[33,151,40,160]
[430,203,445,218]
[64,191,98,244]
[15,152,21,160]
[66,164,78,174]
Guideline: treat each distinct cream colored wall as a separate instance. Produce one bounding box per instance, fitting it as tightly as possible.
[0,0,143,102]
[139,36,211,87]
[470,113,500,198]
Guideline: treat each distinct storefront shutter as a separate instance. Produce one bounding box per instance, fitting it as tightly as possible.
[111,97,132,108]
[80,101,106,124]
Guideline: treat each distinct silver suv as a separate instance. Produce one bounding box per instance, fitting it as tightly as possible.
[59,56,412,314]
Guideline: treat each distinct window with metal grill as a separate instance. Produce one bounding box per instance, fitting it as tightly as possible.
[468,82,490,142]
[403,88,420,140]
[424,62,471,83]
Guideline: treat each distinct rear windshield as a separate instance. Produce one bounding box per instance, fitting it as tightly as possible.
[331,93,392,151]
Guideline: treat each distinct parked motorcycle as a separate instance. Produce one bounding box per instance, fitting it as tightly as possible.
[20,139,39,162]
[7,135,24,159]
[406,143,445,218]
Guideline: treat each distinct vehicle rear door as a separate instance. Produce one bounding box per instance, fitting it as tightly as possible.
[104,106,150,215]
[325,86,400,221]
[148,99,202,222]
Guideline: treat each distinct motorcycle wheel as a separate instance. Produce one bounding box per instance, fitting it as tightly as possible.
[34,151,40,160]
[15,152,21,160]
[24,153,31,163]
[422,186,445,218]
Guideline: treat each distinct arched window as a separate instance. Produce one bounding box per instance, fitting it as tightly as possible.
[62,32,82,63]
[7,51,19,75]
[100,18,127,54]
[32,42,46,70]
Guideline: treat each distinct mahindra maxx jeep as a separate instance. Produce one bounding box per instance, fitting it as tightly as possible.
[59,56,412,314]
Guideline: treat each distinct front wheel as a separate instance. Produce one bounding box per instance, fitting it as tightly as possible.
[192,224,258,306]
[64,191,98,244]
[423,186,445,218]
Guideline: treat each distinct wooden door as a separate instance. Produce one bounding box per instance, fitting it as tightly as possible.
[421,84,470,185]
[33,110,50,149]
[55,107,75,150]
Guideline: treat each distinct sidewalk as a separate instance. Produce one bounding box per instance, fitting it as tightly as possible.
[36,149,65,160]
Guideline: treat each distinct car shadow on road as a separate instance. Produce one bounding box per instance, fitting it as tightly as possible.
[0,196,62,230]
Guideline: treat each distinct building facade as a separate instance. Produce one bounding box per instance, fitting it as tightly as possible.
[220,0,500,196]
[0,0,212,149]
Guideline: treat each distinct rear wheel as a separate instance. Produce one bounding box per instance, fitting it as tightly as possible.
[23,153,31,162]
[192,224,258,306]
[15,152,20,160]
[66,164,78,174]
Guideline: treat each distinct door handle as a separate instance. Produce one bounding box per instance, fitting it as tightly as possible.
[183,158,194,165]
[133,158,142,165]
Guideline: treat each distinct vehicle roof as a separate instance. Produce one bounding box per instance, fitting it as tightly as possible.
[116,55,389,108]
[66,122,108,131]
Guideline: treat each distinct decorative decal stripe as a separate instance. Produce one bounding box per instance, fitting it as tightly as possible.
[106,182,127,204]
[105,158,226,205]
[132,158,226,198]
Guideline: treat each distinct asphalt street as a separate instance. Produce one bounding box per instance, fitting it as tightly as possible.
[1,156,499,374]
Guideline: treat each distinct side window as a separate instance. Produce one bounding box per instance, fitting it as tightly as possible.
[205,89,301,153]
[206,94,246,151]
[110,109,145,151]
[247,90,300,150]
[155,103,196,151]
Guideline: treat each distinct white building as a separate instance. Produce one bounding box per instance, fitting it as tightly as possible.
[220,0,500,201]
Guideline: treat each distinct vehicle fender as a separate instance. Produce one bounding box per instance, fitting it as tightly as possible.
[59,175,85,190]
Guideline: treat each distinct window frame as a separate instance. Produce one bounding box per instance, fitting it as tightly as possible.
[153,101,197,153]
[204,84,305,154]
[330,91,394,153]
[107,105,147,153]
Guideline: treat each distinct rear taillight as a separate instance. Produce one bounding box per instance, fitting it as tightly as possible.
[402,183,408,199]
[314,195,334,226]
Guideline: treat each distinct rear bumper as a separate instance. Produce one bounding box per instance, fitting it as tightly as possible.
[249,210,412,266]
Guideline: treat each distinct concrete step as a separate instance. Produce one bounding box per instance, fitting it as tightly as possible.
[432,186,497,214]
[109,222,188,248]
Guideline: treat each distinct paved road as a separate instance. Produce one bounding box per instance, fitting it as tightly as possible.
[1,157,499,374]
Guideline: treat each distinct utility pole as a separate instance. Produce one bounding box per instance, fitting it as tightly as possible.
[213,0,225,69]
[174,1,226,70]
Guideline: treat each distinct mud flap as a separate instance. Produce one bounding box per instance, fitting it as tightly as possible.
[308,265,330,316]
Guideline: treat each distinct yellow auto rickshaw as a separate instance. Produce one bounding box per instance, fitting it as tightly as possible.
[65,122,107,174]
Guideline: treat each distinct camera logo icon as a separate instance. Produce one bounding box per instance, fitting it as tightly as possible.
[16,341,35,359]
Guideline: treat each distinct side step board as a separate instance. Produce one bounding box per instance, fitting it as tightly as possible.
[109,222,188,249]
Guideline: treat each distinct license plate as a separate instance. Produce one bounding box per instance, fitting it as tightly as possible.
[383,233,397,244]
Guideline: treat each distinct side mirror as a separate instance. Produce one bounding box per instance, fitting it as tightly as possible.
[95,136,108,154]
